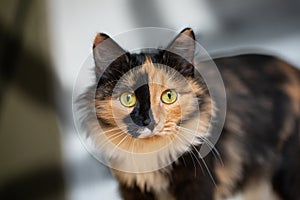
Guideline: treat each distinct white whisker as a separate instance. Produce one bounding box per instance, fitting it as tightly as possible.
[97,130,125,149]
[176,131,216,185]
[175,133,204,175]
[109,134,130,158]
[175,125,223,165]
[130,137,138,171]
[200,136,223,166]
[199,155,216,186]
[101,125,126,134]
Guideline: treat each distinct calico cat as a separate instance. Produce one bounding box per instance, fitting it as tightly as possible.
[89,28,300,200]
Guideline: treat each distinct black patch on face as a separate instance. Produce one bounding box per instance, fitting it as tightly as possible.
[96,50,197,97]
[96,53,149,96]
[137,49,195,77]
[123,72,156,137]
[96,50,202,130]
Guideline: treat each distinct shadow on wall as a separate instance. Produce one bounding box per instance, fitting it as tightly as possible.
[0,0,65,199]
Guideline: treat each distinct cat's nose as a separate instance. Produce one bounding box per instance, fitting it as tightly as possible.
[143,118,155,131]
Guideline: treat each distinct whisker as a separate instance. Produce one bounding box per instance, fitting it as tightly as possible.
[176,125,223,165]
[166,135,187,166]
[200,136,223,166]
[130,137,138,171]
[109,134,130,158]
[101,125,127,134]
[176,132,216,185]
[174,133,201,176]
[199,155,216,186]
[105,129,126,139]
[175,125,198,136]
[97,130,125,149]
[175,133,204,175]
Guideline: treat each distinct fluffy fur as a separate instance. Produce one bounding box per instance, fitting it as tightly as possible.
[81,28,300,200]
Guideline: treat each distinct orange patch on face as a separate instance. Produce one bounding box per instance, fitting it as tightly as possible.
[94,56,213,155]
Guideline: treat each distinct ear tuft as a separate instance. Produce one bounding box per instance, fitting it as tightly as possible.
[93,33,110,49]
[167,27,195,63]
[180,27,195,40]
[92,32,126,76]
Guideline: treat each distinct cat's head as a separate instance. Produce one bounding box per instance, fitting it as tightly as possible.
[92,28,213,156]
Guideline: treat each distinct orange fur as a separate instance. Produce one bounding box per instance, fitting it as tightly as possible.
[94,57,212,155]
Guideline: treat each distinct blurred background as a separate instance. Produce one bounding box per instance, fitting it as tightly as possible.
[0,0,299,199]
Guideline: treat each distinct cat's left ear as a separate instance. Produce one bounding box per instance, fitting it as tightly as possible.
[93,33,126,75]
[167,28,195,63]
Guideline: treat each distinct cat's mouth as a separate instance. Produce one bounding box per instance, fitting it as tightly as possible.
[134,126,161,138]
[137,128,156,138]
[134,122,175,139]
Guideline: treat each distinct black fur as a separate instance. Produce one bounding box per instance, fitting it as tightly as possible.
[116,54,300,200]
[93,30,300,199]
[123,82,156,137]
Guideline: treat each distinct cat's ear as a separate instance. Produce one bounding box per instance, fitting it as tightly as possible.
[93,33,126,74]
[167,28,195,63]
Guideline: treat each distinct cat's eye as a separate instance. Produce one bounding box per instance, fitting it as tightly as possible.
[120,92,136,107]
[161,89,177,104]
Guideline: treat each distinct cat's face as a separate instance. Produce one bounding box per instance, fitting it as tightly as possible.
[96,58,203,138]
[93,28,212,154]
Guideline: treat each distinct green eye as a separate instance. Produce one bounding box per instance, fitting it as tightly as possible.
[161,89,177,104]
[120,92,136,107]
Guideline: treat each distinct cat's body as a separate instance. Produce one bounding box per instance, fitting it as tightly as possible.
[114,54,300,200]
[88,29,300,200]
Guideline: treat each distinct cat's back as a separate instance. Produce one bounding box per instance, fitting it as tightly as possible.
[214,54,300,117]
[213,54,299,164]
[214,54,299,91]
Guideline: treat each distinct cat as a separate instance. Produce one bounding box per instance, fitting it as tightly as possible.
[86,28,300,200]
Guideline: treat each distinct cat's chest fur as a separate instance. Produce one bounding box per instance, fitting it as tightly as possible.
[112,168,175,200]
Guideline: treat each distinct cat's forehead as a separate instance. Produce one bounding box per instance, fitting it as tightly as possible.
[120,56,193,92]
